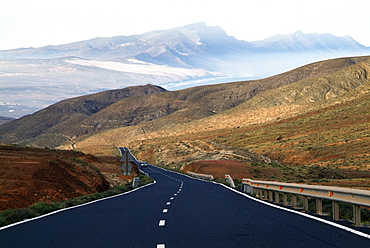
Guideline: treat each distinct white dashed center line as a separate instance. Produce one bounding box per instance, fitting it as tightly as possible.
[157,244,165,248]
[170,197,174,200]
[159,220,166,226]
[166,202,171,205]
[163,209,168,213]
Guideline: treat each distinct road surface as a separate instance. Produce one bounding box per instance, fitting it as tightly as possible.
[1,164,370,247]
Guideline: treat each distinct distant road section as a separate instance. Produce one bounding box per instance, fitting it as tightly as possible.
[1,164,370,247]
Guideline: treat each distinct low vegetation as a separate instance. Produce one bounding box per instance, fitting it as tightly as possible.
[0,173,153,228]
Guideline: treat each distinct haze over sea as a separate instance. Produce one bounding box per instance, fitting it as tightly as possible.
[0,22,369,118]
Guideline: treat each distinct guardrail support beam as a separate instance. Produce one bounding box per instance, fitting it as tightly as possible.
[302,196,309,212]
[282,193,288,206]
[316,198,323,215]
[292,195,298,208]
[242,178,370,227]
[259,189,263,199]
[332,201,340,220]
[268,190,273,201]
[353,205,361,226]
[274,191,280,204]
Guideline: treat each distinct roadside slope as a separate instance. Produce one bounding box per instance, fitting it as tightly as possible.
[0,144,110,211]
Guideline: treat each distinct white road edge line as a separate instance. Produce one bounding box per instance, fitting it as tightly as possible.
[0,181,157,231]
[150,164,370,240]
[218,182,370,240]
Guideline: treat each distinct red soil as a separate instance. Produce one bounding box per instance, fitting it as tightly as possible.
[0,145,112,211]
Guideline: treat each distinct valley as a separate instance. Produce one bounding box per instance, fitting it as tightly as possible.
[72,55,370,189]
[1,23,368,118]
[1,53,370,212]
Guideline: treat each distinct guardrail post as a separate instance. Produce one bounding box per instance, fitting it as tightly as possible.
[268,190,273,201]
[292,194,298,208]
[332,201,340,220]
[242,178,370,228]
[132,177,141,188]
[302,196,309,212]
[274,191,280,204]
[282,193,288,206]
[353,205,361,226]
[253,188,258,196]
[259,189,263,198]
[316,198,323,215]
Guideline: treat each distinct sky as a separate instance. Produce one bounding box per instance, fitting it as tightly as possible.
[1,0,370,50]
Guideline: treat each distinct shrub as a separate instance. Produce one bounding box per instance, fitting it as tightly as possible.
[0,172,153,228]
[29,202,62,216]
[0,208,37,226]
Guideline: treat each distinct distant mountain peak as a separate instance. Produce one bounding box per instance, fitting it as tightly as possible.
[293,30,304,35]
[251,30,366,52]
[184,22,208,29]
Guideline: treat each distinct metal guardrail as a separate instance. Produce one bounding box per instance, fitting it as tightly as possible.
[224,174,236,188]
[187,171,214,180]
[132,177,141,188]
[118,147,141,175]
[242,179,370,226]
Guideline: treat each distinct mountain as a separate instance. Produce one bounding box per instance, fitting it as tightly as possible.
[1,55,370,186]
[69,55,370,187]
[1,55,369,149]
[0,23,252,118]
[2,26,366,61]
[0,116,15,125]
[251,30,367,52]
[0,84,166,147]
[0,23,253,69]
[69,55,369,143]
[1,23,369,118]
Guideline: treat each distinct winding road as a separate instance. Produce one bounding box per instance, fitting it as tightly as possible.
[1,164,370,247]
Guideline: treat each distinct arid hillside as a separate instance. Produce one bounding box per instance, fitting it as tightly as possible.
[1,56,368,149]
[0,116,15,125]
[0,84,167,147]
[1,55,370,189]
[0,144,128,211]
[70,56,370,188]
[73,56,370,148]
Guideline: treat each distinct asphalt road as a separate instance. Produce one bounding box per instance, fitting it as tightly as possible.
[1,164,370,247]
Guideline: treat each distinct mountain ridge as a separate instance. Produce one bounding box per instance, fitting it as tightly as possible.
[67,55,370,164]
[1,55,369,150]
[251,30,367,52]
[1,23,369,118]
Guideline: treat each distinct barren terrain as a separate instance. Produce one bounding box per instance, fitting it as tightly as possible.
[0,144,131,211]
[1,56,370,199]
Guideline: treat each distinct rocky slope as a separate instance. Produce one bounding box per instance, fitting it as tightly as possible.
[1,55,370,185]
[3,55,367,149]
[70,56,370,146]
[0,116,14,125]
[0,144,112,211]
[71,55,370,185]
[0,84,166,147]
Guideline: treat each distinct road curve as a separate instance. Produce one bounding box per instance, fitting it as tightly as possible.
[1,164,370,247]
